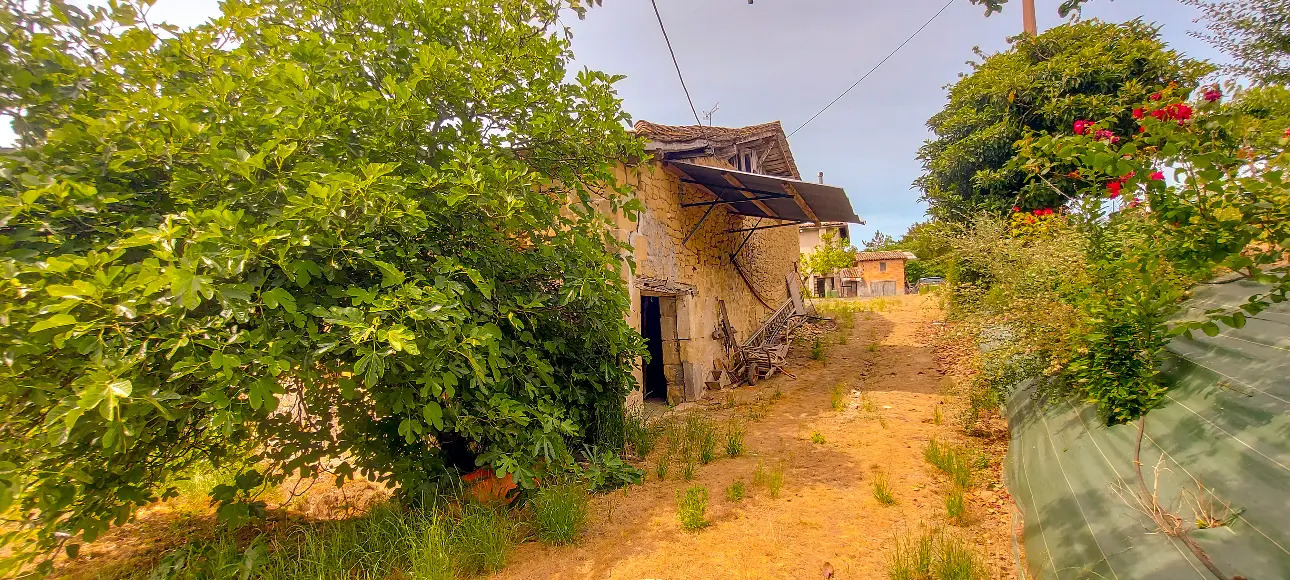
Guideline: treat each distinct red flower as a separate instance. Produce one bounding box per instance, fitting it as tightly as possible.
[1132,108,1145,119]
[1173,103,1193,121]
[1285,128,1290,138]
[1203,88,1221,102]
[1012,206,1021,212]
[1128,197,1142,208]
[1150,170,1164,181]
[1138,126,1146,133]
[1107,181,1122,198]
[1150,92,1162,101]
[1074,119,1094,135]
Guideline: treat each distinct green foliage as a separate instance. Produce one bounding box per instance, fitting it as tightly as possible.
[1006,84,1290,422]
[885,528,987,580]
[917,20,1211,220]
[872,472,897,506]
[155,505,456,580]
[810,336,826,360]
[623,409,656,459]
[0,0,646,567]
[150,535,268,580]
[675,486,709,531]
[530,482,589,545]
[682,414,718,465]
[831,384,846,411]
[752,463,784,499]
[801,231,858,277]
[864,231,898,251]
[725,479,746,502]
[924,440,975,489]
[810,432,826,445]
[1184,0,1290,84]
[653,450,670,481]
[446,504,513,577]
[945,487,967,526]
[724,419,746,458]
[580,445,644,492]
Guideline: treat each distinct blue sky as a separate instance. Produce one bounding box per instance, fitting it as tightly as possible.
[23,0,1227,241]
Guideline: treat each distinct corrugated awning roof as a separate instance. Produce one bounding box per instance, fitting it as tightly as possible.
[665,161,862,225]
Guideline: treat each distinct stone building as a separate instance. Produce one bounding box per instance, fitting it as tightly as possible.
[839,251,917,296]
[608,120,860,405]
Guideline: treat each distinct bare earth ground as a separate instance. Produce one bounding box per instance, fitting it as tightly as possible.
[492,294,1017,579]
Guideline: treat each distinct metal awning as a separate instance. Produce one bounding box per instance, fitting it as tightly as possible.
[664,161,863,224]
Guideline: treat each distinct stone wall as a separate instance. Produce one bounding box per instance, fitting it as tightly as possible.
[610,160,799,404]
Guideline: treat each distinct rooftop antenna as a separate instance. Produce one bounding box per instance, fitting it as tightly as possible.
[701,101,720,126]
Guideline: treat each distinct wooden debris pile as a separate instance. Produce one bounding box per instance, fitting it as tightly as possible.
[713,297,809,387]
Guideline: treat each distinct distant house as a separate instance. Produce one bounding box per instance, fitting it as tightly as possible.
[798,221,852,297]
[603,120,861,404]
[840,251,917,296]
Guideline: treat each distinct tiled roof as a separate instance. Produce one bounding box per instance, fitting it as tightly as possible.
[632,120,801,179]
[633,120,787,143]
[854,251,916,262]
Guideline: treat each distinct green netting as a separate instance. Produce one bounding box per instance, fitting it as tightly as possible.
[1005,279,1290,579]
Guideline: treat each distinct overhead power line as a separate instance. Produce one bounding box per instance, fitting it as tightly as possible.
[650,0,703,125]
[788,0,955,138]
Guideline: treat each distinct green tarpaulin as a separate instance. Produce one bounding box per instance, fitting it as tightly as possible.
[1006,279,1290,579]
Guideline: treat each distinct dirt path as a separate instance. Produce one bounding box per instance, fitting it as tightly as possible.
[493,294,1016,579]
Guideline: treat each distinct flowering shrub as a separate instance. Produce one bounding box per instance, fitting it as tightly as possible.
[1007,83,1290,421]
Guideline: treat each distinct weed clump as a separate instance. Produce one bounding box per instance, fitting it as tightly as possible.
[726,479,746,502]
[885,528,987,580]
[531,482,589,545]
[448,503,513,575]
[873,472,897,506]
[924,439,975,489]
[753,463,784,499]
[811,336,826,360]
[676,486,709,531]
[831,384,846,411]
[810,432,826,445]
[945,487,967,526]
[725,419,746,458]
[624,409,656,459]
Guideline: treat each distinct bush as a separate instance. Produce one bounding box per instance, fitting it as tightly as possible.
[531,482,589,545]
[0,0,647,568]
[676,486,709,531]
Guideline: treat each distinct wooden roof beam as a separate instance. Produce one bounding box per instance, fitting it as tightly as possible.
[721,171,777,217]
[781,182,820,224]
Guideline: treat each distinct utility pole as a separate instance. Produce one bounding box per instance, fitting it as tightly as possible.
[1022,0,1037,35]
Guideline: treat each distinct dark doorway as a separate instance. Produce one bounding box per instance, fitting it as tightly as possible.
[640,295,667,401]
